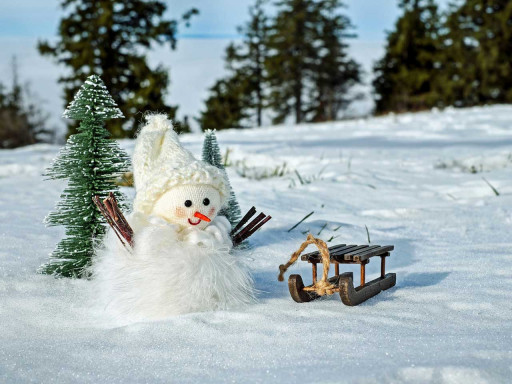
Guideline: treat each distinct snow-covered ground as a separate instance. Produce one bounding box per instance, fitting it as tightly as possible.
[1,105,512,383]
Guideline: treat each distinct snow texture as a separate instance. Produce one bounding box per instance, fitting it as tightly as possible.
[1,105,512,383]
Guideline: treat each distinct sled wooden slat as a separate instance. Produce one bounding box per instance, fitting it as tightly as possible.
[346,245,395,262]
[300,243,393,263]
[321,243,350,254]
[344,245,380,256]
[330,245,365,257]
[352,245,394,258]
[331,245,369,259]
[326,245,361,261]
[301,244,356,262]
[301,244,347,260]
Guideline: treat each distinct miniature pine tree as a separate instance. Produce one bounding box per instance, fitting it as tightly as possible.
[42,75,130,278]
[201,130,242,228]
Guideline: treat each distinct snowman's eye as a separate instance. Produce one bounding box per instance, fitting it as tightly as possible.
[184,200,192,207]
[203,198,210,206]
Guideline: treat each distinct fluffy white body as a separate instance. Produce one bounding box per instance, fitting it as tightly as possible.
[91,213,255,323]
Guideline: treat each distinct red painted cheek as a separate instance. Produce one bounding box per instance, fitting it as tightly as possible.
[209,207,216,216]
[175,207,186,218]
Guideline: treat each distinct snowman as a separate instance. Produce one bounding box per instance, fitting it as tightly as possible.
[92,115,255,322]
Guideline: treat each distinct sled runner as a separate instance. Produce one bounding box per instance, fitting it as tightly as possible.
[279,235,396,306]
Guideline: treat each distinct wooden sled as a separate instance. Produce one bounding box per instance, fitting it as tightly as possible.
[288,244,396,306]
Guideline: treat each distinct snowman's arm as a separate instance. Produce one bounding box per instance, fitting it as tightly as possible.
[230,207,272,246]
[93,193,134,248]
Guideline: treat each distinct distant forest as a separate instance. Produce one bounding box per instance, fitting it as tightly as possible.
[373,0,512,114]
[1,0,511,147]
[203,0,512,129]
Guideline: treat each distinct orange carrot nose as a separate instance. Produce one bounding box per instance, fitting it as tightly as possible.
[194,212,211,222]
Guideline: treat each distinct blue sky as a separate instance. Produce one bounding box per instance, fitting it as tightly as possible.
[0,0,410,40]
[169,0,400,41]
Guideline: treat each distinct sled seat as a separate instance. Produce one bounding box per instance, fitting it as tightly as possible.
[301,244,394,263]
[288,243,396,305]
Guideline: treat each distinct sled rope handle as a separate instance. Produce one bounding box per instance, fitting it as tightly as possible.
[278,234,336,296]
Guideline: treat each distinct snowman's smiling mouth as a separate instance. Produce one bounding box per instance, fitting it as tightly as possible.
[189,212,212,226]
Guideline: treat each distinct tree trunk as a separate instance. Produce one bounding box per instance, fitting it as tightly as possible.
[256,47,263,127]
[294,79,302,124]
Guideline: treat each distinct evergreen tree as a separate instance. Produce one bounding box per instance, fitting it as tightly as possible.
[201,130,242,228]
[441,0,512,107]
[266,0,360,124]
[0,57,51,149]
[199,0,269,130]
[226,0,270,127]
[310,0,361,121]
[372,0,441,113]
[198,77,250,130]
[38,0,198,138]
[42,75,130,278]
[265,0,318,124]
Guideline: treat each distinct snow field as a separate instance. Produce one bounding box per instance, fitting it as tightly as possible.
[1,105,512,383]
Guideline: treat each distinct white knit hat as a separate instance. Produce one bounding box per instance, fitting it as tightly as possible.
[132,114,230,215]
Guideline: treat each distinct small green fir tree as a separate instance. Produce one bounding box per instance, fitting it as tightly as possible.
[201,130,242,228]
[42,75,130,278]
